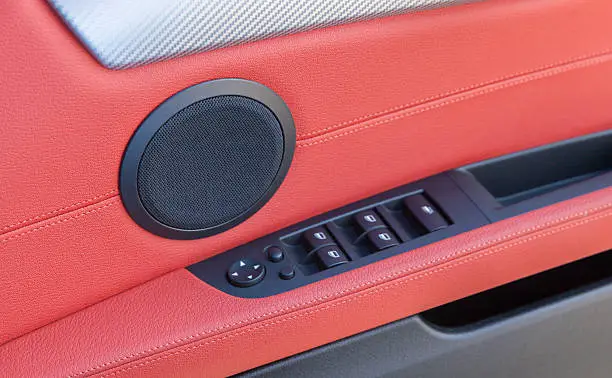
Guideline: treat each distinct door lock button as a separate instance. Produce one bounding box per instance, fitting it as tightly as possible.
[353,210,386,233]
[266,246,285,263]
[404,194,449,232]
[279,265,296,280]
[227,258,266,287]
[315,245,349,269]
[303,226,335,252]
[367,228,400,251]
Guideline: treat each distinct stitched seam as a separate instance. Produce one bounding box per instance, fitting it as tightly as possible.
[4,51,611,234]
[0,189,118,233]
[72,198,612,377]
[5,52,610,237]
[0,198,120,244]
[76,201,612,376]
[295,48,612,140]
[297,52,612,147]
[96,208,612,377]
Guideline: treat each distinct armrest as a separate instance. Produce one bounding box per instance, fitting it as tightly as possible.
[3,188,612,377]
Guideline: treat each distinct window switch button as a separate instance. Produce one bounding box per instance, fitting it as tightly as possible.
[367,228,400,251]
[315,245,349,269]
[404,194,449,232]
[353,210,386,233]
[303,226,335,252]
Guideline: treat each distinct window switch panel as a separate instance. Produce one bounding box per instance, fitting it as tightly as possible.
[367,228,400,251]
[188,173,491,297]
[404,194,449,233]
[315,245,349,269]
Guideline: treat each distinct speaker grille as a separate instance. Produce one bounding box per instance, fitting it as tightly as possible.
[137,95,284,230]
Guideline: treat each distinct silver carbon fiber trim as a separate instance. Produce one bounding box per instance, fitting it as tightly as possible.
[48,0,479,69]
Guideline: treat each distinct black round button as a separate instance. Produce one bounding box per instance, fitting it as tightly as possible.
[267,246,285,263]
[279,266,295,280]
[227,258,266,287]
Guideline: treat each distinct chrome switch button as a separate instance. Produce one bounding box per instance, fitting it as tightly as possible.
[404,194,449,232]
[367,228,400,251]
[315,245,349,269]
[353,209,386,233]
[303,226,335,252]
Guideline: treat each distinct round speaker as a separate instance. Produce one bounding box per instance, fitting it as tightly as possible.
[120,79,295,239]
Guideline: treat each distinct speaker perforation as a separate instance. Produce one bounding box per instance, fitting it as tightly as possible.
[137,96,284,230]
[120,79,296,239]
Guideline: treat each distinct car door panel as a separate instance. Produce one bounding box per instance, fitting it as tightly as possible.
[3,186,612,377]
[241,270,612,378]
[2,0,612,376]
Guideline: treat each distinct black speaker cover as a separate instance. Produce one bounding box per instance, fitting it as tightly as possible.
[120,79,295,239]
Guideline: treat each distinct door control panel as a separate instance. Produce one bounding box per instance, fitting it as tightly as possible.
[188,173,489,298]
[188,130,612,298]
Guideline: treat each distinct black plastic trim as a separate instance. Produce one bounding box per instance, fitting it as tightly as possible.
[450,129,612,222]
[188,129,612,297]
[119,79,296,239]
[188,173,489,298]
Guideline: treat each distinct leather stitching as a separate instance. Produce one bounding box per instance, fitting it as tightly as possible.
[0,189,118,234]
[0,198,120,244]
[94,207,612,377]
[78,203,612,376]
[5,50,612,376]
[6,51,612,238]
[297,51,612,147]
[295,49,612,139]
[68,197,612,376]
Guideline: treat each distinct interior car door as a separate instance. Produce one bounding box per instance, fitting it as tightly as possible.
[2,0,612,376]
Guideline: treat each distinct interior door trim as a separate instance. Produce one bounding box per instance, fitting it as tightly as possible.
[2,186,612,377]
[47,0,482,68]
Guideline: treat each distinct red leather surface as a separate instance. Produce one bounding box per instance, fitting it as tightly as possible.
[2,187,612,377]
[2,0,612,355]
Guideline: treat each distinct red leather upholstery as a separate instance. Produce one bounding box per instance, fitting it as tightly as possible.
[1,0,612,366]
[2,187,612,377]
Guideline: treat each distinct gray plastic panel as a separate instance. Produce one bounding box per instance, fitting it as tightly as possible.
[47,0,481,69]
[240,279,612,378]
[450,129,612,222]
